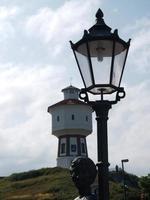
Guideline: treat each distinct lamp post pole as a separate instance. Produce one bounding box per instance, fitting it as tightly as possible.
[79,91,126,200]
[93,101,111,200]
[89,97,122,200]
[121,159,129,200]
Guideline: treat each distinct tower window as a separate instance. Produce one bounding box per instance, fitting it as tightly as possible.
[61,143,66,154]
[71,144,76,152]
[57,116,60,122]
[70,90,74,94]
[71,114,75,120]
[86,116,88,121]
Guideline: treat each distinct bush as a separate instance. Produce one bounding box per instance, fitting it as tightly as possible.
[8,167,64,181]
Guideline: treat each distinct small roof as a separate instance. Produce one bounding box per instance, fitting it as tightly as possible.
[61,85,80,92]
[48,99,90,112]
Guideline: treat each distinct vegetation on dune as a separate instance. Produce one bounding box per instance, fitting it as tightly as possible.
[0,167,149,200]
[0,167,78,200]
[139,174,150,199]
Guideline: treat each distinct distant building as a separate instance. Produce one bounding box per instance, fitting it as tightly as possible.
[47,85,93,168]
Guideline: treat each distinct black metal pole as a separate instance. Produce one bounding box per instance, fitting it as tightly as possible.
[92,100,112,200]
[122,161,127,200]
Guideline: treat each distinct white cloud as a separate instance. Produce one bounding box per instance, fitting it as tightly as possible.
[25,0,100,56]
[112,8,119,14]
[124,17,150,73]
[0,0,149,177]
[0,63,66,175]
[0,6,19,19]
[87,81,150,176]
[107,81,150,176]
[0,0,101,175]
[0,6,20,41]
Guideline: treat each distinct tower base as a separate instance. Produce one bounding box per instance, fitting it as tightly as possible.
[57,156,86,169]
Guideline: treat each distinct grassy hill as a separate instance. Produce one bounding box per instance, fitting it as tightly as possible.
[0,167,78,200]
[0,167,141,200]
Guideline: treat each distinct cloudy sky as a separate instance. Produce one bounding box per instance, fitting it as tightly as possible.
[0,0,150,177]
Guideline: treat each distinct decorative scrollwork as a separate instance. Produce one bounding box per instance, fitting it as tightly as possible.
[116,89,126,102]
[79,89,89,103]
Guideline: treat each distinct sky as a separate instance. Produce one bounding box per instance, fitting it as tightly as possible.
[0,0,150,177]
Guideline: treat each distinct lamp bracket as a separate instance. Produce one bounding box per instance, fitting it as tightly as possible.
[79,88,89,103]
[79,87,126,105]
[112,89,126,104]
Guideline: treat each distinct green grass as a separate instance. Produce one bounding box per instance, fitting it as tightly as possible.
[0,167,140,200]
[0,167,78,200]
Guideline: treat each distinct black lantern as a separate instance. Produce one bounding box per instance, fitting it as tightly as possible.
[70,8,131,200]
[70,9,130,95]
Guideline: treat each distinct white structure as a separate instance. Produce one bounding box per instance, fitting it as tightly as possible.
[47,85,93,168]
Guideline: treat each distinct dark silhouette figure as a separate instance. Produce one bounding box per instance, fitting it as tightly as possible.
[70,157,97,200]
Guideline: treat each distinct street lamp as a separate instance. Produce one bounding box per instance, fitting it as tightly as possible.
[121,159,129,200]
[70,8,131,200]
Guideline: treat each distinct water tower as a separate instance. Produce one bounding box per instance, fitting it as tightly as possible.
[47,85,93,168]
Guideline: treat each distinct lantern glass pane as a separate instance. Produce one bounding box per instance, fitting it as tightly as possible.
[112,43,127,87]
[88,40,113,84]
[75,44,92,87]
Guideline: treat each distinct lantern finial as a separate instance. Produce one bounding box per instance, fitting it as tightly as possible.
[96,8,104,20]
[89,8,111,35]
[95,8,105,25]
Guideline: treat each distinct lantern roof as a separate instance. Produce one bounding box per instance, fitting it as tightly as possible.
[70,8,130,50]
[88,8,111,36]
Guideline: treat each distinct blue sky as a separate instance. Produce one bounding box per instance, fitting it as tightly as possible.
[0,0,149,176]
